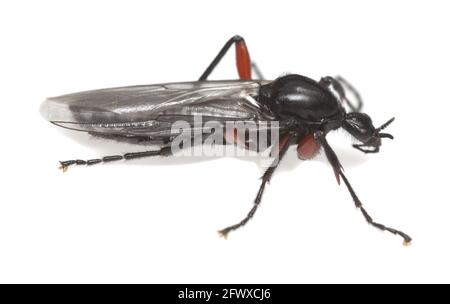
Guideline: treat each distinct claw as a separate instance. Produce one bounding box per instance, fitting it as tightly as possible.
[218,230,229,240]
[59,163,68,172]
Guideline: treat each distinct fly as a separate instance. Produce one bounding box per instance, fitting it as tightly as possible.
[40,35,411,245]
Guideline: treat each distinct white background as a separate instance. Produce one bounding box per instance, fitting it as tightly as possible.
[1,0,449,283]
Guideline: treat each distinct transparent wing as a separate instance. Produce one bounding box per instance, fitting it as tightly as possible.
[40,80,276,137]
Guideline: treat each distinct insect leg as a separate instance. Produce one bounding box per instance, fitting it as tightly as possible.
[199,35,252,81]
[59,146,173,172]
[335,76,364,112]
[251,61,265,80]
[297,133,321,160]
[218,133,293,238]
[315,132,412,245]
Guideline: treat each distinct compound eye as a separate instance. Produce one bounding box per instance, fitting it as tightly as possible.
[347,113,372,128]
[345,113,376,141]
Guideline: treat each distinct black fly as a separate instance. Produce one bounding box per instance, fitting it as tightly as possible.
[40,35,411,245]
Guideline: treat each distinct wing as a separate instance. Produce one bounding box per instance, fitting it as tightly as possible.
[40,80,277,137]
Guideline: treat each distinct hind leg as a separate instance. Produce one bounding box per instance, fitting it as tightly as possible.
[199,35,254,81]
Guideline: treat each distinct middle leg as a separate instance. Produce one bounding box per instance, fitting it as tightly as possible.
[218,133,293,238]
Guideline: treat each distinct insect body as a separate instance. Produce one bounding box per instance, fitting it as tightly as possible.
[41,35,411,245]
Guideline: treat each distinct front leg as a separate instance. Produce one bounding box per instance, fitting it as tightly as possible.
[315,131,412,245]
